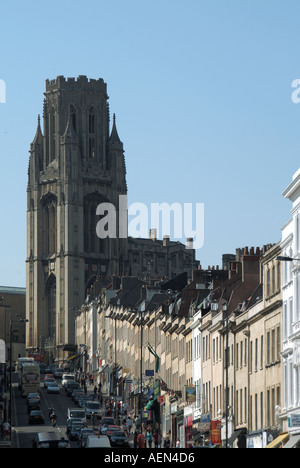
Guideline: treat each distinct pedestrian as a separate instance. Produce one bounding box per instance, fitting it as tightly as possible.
[126,415,133,434]
[163,435,170,448]
[3,421,10,440]
[146,429,152,448]
[137,431,145,448]
[133,429,138,448]
[153,430,161,448]
[176,438,180,448]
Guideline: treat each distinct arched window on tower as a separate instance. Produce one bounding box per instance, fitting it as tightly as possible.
[84,192,108,254]
[46,274,56,341]
[49,107,56,162]
[70,105,77,132]
[42,194,57,257]
[89,106,95,133]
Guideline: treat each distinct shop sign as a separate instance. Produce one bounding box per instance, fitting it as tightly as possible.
[201,413,211,423]
[198,422,211,432]
[184,415,193,428]
[211,420,222,445]
[193,408,201,423]
[289,413,300,428]
[186,384,196,403]
[171,402,177,414]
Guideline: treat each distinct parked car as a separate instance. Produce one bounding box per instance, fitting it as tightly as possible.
[99,417,115,430]
[78,396,90,408]
[67,418,83,434]
[69,422,85,441]
[85,435,111,448]
[28,410,45,425]
[67,408,86,426]
[65,381,79,396]
[110,430,129,447]
[73,391,85,405]
[62,373,75,387]
[85,400,101,419]
[106,425,122,439]
[78,428,95,448]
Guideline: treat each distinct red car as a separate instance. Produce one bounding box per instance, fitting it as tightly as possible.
[106,425,121,439]
[99,417,115,433]
[44,373,54,381]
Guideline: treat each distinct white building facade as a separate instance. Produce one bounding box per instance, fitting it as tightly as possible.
[280,168,300,443]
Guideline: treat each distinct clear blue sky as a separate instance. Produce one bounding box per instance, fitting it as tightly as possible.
[0,0,299,287]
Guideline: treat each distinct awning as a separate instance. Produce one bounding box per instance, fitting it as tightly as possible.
[227,428,246,447]
[265,433,289,448]
[283,434,300,449]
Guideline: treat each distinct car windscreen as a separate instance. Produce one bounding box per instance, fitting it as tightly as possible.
[70,411,85,418]
[86,402,100,409]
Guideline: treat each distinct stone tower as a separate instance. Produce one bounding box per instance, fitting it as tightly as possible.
[26,76,128,360]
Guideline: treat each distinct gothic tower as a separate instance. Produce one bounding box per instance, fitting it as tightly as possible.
[26,76,128,360]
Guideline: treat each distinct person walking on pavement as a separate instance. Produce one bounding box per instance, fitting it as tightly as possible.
[3,421,10,440]
[153,429,161,448]
[126,415,133,435]
[163,435,171,448]
[146,429,152,448]
[137,431,145,448]
[133,428,138,448]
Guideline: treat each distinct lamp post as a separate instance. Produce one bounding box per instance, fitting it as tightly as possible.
[276,256,300,262]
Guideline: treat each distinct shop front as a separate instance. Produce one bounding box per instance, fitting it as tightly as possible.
[177,408,184,448]
[184,406,193,448]
[246,429,279,449]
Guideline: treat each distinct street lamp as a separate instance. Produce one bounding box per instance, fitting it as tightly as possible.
[276,256,300,262]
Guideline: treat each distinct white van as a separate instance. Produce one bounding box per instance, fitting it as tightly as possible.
[62,374,75,387]
[85,401,101,419]
[86,435,111,448]
[67,408,86,425]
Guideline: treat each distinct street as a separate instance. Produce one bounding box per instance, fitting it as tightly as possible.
[10,372,126,449]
